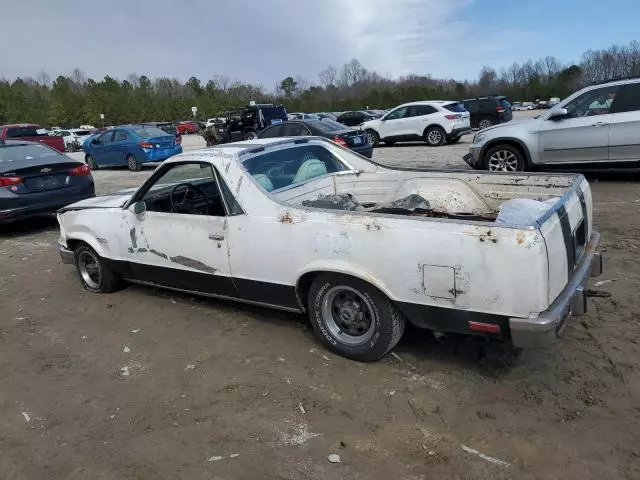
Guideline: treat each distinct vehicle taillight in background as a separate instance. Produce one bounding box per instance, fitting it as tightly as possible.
[68,164,91,176]
[333,136,348,148]
[445,114,462,120]
[0,176,23,187]
[496,106,505,113]
[175,135,182,145]
[139,141,154,149]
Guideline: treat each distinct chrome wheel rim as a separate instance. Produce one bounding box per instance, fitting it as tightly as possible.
[366,131,377,145]
[128,156,136,169]
[321,286,375,346]
[78,251,101,289]
[246,132,257,140]
[427,130,442,145]
[488,150,519,171]
[478,119,492,129]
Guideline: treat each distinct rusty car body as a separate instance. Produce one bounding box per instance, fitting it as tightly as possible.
[57,137,603,361]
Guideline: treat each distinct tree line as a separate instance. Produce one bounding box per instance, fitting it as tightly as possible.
[1,40,639,128]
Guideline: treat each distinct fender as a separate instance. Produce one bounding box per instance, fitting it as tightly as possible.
[63,225,111,259]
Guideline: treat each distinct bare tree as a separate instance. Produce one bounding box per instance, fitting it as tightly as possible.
[36,70,50,87]
[212,75,232,92]
[319,65,337,88]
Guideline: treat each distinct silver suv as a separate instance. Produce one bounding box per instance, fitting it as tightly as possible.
[464,78,640,171]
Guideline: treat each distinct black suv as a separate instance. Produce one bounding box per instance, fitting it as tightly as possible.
[462,96,513,130]
[220,104,288,142]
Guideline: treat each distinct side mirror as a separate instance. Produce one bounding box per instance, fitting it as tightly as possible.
[132,201,146,215]
[548,108,568,120]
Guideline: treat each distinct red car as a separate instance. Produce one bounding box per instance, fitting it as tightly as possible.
[0,124,65,152]
[175,121,199,135]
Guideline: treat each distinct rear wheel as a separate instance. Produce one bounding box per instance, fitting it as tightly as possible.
[424,126,446,146]
[366,129,380,147]
[477,118,493,130]
[483,144,525,172]
[86,155,98,170]
[308,273,405,362]
[74,244,122,293]
[127,154,142,172]
[244,131,257,140]
[446,136,461,144]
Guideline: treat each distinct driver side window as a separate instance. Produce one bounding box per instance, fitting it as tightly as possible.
[140,162,228,217]
[564,85,619,118]
[385,107,408,120]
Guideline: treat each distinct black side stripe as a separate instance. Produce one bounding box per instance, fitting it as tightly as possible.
[557,205,574,279]
[575,187,589,239]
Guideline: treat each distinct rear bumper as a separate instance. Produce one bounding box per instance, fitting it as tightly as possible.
[0,192,96,222]
[142,146,183,162]
[351,144,373,158]
[463,146,482,168]
[509,231,603,348]
[448,127,472,138]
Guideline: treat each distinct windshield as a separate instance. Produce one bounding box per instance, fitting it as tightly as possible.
[133,127,168,138]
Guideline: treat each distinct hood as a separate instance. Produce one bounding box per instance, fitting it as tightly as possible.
[481,117,540,135]
[58,191,133,212]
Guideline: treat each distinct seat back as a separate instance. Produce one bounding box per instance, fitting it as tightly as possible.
[253,173,274,192]
[292,159,327,184]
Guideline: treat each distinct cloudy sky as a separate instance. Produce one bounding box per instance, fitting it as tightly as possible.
[1,0,638,88]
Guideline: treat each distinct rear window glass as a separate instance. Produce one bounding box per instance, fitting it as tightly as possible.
[0,143,62,165]
[133,127,167,138]
[444,103,467,113]
[312,119,347,133]
[499,98,511,108]
[5,127,45,138]
[260,106,288,124]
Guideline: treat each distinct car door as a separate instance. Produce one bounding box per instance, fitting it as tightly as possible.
[107,130,130,166]
[379,106,409,139]
[227,111,244,142]
[121,161,238,296]
[407,105,437,137]
[282,123,304,136]
[538,85,618,164]
[91,131,114,165]
[608,82,640,163]
[258,124,284,138]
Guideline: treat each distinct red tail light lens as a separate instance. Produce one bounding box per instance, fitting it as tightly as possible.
[69,164,91,176]
[444,114,462,120]
[333,136,348,148]
[0,176,23,187]
[139,141,153,149]
[175,135,182,145]
[496,106,505,113]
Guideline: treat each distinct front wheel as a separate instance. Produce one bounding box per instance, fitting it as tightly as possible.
[74,244,122,293]
[127,154,142,172]
[86,155,98,170]
[244,131,257,140]
[308,273,406,362]
[483,144,525,172]
[424,126,446,146]
[366,129,380,147]
[477,118,493,130]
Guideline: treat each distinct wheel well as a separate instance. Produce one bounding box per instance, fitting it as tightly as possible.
[65,239,85,252]
[422,124,445,136]
[481,139,531,168]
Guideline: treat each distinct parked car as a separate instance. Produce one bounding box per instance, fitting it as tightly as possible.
[257,119,373,157]
[220,104,288,142]
[315,112,337,121]
[0,124,65,152]
[287,113,320,121]
[57,137,602,361]
[361,101,471,147]
[79,125,96,130]
[0,140,94,222]
[176,121,199,135]
[206,117,226,128]
[462,96,513,130]
[82,125,182,171]
[335,111,381,127]
[463,78,640,172]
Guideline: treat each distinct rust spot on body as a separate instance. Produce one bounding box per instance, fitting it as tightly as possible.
[169,255,217,274]
[516,231,525,245]
[280,212,293,224]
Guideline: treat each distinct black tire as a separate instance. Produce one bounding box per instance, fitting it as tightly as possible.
[446,136,461,144]
[424,126,446,146]
[366,129,380,147]
[244,131,257,140]
[477,118,493,130]
[127,154,142,172]
[86,155,98,170]
[73,244,122,293]
[384,140,396,146]
[308,273,406,362]
[483,144,525,172]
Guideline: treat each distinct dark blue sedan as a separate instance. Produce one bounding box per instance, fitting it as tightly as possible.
[0,140,95,223]
[257,119,373,158]
[82,125,183,171]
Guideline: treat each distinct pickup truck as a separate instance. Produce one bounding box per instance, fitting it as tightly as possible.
[0,124,65,152]
[56,137,603,361]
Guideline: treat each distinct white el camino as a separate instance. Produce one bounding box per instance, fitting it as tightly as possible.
[57,137,603,361]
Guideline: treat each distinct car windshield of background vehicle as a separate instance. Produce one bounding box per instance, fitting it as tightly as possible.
[133,127,168,138]
[444,103,467,113]
[0,143,62,164]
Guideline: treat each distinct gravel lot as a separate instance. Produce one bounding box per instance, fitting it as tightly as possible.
[1,111,639,479]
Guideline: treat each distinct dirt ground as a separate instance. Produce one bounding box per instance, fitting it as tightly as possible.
[1,125,640,479]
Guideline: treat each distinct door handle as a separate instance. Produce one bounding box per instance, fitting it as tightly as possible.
[209,234,224,241]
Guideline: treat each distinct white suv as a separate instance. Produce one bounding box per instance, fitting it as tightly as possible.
[361,101,471,147]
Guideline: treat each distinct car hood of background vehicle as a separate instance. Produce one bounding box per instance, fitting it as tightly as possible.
[59,190,133,212]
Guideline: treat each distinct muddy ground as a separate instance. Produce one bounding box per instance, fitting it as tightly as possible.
[1,131,639,479]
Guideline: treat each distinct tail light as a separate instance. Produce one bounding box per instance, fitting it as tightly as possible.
[445,114,462,120]
[333,136,348,148]
[496,106,505,113]
[69,164,91,176]
[175,135,182,145]
[139,141,153,149]
[0,176,23,187]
